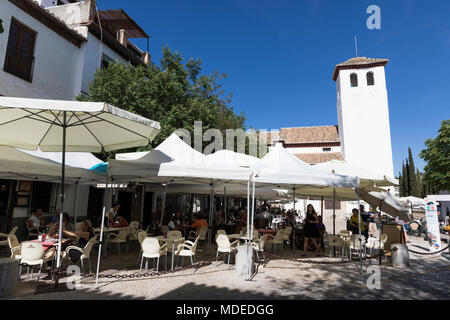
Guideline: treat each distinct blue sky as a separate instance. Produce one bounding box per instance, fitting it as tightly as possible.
[99,0,450,175]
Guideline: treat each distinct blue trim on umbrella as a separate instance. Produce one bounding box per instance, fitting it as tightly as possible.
[90,162,108,173]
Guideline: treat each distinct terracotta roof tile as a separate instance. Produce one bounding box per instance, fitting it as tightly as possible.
[279,126,340,144]
[295,152,344,165]
[332,57,389,81]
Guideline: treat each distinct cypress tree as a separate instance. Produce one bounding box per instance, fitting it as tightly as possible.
[401,161,407,197]
[405,159,411,196]
[408,147,420,197]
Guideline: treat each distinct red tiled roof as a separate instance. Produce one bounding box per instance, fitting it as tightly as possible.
[279,126,340,144]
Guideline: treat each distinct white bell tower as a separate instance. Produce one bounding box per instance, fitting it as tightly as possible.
[333,57,394,179]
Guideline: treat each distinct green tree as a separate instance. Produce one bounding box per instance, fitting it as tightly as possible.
[420,120,450,193]
[407,147,420,197]
[78,46,246,160]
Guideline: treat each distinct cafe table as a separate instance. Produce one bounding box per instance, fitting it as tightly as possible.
[94,227,125,256]
[32,238,72,279]
[156,235,185,270]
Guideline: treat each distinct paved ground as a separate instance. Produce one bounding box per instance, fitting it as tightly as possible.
[3,236,449,300]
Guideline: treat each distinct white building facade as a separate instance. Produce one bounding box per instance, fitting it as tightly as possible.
[0,0,151,238]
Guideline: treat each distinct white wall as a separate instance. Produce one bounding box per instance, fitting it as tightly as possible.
[80,33,130,95]
[336,66,395,179]
[285,146,341,155]
[0,1,85,100]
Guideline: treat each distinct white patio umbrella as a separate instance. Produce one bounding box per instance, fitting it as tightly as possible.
[361,191,410,221]
[0,97,161,279]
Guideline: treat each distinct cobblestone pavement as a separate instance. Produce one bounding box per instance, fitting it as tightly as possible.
[5,236,450,300]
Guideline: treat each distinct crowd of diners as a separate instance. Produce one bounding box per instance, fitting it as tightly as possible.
[24,198,417,261]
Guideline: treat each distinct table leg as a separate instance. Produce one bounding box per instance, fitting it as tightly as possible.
[171,242,175,270]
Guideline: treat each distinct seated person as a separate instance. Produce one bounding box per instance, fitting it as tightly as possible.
[174,211,184,228]
[316,216,327,253]
[168,214,177,230]
[190,215,208,236]
[63,212,76,232]
[395,217,411,243]
[107,202,120,227]
[349,209,366,235]
[63,220,95,264]
[215,210,225,227]
[27,208,44,233]
[112,215,129,228]
[51,209,61,224]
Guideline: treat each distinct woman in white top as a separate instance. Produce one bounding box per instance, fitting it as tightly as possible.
[107,202,120,227]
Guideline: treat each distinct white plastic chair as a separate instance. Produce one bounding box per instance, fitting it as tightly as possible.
[8,233,22,260]
[215,229,227,240]
[1,226,18,247]
[267,231,284,254]
[189,226,208,246]
[140,237,167,272]
[160,225,170,234]
[366,234,388,258]
[176,235,200,267]
[18,242,51,282]
[107,228,129,255]
[215,234,239,264]
[349,234,366,261]
[64,236,98,274]
[326,235,345,258]
[136,231,148,267]
[252,234,270,263]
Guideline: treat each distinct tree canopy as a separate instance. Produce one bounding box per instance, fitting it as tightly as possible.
[419,120,450,193]
[78,46,246,158]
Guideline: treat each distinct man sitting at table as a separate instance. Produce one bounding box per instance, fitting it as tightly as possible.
[27,208,44,234]
[191,215,208,235]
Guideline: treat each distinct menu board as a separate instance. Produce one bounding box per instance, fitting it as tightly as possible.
[424,196,442,252]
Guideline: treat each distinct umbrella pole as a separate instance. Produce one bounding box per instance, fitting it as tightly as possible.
[247,179,250,241]
[248,178,256,280]
[56,111,67,277]
[293,187,296,251]
[73,181,79,224]
[357,185,362,273]
[224,186,227,224]
[95,175,110,289]
[333,189,336,257]
[208,184,214,248]
[160,183,168,226]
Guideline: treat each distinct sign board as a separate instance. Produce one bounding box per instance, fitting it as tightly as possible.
[425,195,442,252]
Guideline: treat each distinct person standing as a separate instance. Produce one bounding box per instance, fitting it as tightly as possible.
[302,204,321,257]
[107,202,120,227]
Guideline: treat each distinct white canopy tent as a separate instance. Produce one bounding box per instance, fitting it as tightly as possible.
[0,146,105,184]
[0,96,161,286]
[314,160,398,188]
[20,149,105,170]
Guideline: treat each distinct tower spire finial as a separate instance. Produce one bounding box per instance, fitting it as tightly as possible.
[354,36,358,57]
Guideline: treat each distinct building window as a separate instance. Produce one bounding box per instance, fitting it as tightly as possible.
[30,182,52,213]
[325,200,341,210]
[367,71,375,86]
[3,18,36,82]
[350,73,358,87]
[101,53,114,70]
[323,148,331,152]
